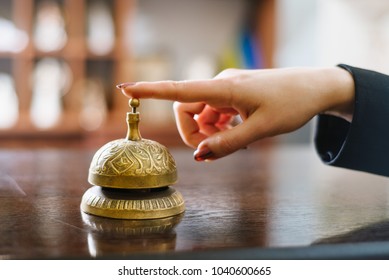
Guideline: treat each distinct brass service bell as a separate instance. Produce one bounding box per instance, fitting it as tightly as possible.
[80,98,185,220]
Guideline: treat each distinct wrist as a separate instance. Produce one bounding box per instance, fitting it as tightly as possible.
[320,66,355,122]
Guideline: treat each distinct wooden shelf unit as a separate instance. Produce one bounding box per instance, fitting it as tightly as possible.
[0,0,135,143]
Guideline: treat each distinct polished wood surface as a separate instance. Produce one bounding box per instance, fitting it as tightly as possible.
[1,144,389,259]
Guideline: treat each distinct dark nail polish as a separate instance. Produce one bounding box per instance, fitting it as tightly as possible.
[116,82,136,89]
[194,148,214,161]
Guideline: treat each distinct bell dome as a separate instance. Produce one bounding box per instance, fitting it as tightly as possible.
[88,138,177,189]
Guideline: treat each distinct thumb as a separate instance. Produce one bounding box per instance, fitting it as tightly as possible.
[193,116,261,161]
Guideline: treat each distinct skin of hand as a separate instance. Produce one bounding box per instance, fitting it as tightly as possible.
[117,67,355,161]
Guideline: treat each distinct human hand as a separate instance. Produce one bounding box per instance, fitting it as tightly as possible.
[117,67,354,161]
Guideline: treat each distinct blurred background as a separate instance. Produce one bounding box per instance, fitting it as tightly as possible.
[1,0,389,148]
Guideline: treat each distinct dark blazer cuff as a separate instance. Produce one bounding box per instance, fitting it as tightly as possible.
[314,64,389,177]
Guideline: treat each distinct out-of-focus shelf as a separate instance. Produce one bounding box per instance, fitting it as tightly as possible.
[0,0,135,144]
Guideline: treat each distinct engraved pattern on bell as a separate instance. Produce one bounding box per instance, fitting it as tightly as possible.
[89,138,176,177]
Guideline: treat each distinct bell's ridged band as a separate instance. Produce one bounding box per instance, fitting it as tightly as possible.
[81,186,185,219]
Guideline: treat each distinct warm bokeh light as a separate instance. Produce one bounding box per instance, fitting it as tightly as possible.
[86,0,115,56]
[79,79,108,131]
[0,73,18,129]
[30,58,72,130]
[0,17,28,53]
[33,1,67,53]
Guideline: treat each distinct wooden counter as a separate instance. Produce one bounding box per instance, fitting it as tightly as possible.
[1,145,389,259]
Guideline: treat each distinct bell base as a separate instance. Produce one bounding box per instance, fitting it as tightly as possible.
[80,185,185,220]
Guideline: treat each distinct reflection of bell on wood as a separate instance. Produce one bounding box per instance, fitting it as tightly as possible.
[82,212,182,257]
[81,98,185,219]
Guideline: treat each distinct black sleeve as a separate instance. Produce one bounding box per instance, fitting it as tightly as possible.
[314,64,389,177]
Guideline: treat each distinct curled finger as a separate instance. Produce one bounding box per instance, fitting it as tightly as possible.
[173,101,207,148]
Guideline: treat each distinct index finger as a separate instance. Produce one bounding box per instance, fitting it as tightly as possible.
[117,79,229,104]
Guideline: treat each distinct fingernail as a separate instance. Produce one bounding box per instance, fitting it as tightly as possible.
[116,82,136,89]
[194,147,214,161]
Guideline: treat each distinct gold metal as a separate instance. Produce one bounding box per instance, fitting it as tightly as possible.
[88,138,177,189]
[81,97,185,220]
[126,99,141,141]
[129,98,140,111]
[88,98,177,189]
[81,186,185,219]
